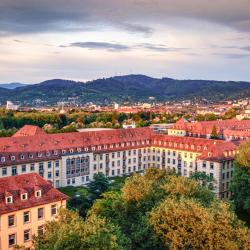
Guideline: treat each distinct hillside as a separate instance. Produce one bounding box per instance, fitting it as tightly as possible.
[0,82,27,89]
[0,75,250,106]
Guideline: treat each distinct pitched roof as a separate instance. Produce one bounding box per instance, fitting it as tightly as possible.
[0,173,68,215]
[12,125,47,137]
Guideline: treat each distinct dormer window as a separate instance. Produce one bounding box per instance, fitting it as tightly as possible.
[38,152,42,158]
[70,149,74,153]
[1,157,5,162]
[6,196,13,204]
[11,156,15,161]
[21,193,28,200]
[46,151,51,156]
[20,154,24,160]
[77,148,81,152]
[54,151,58,155]
[35,190,42,198]
[29,154,33,159]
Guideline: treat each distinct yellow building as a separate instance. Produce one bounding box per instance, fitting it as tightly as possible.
[0,173,68,250]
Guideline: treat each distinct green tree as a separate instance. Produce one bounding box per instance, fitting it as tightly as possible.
[230,163,250,213]
[88,173,110,200]
[150,197,250,250]
[210,125,219,139]
[33,209,129,250]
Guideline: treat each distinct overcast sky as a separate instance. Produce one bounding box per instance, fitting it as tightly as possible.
[0,0,250,83]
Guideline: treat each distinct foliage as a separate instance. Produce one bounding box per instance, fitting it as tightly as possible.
[37,168,250,249]
[235,141,250,169]
[230,163,250,213]
[162,175,215,206]
[210,125,219,139]
[150,197,250,250]
[190,171,214,190]
[33,209,129,250]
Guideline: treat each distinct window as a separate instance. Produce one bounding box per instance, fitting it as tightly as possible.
[24,211,30,223]
[35,190,42,198]
[55,170,60,177]
[2,167,7,176]
[38,225,44,235]
[55,160,59,167]
[30,163,35,171]
[47,161,52,168]
[51,204,57,216]
[1,156,5,162]
[72,178,75,184]
[210,163,214,170]
[20,154,24,160]
[38,207,44,220]
[11,156,15,161]
[6,196,13,204]
[11,166,17,176]
[86,176,89,182]
[48,172,52,179]
[24,229,31,242]
[22,165,26,173]
[8,215,15,227]
[21,193,28,200]
[210,173,214,179]
[9,234,16,247]
[67,179,71,185]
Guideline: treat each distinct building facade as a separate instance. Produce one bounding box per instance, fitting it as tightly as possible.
[0,173,68,249]
[0,124,239,200]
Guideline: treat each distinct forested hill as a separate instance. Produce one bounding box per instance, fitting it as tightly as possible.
[0,75,250,105]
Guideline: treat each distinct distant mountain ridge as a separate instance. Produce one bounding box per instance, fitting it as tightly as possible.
[0,74,250,106]
[0,82,28,89]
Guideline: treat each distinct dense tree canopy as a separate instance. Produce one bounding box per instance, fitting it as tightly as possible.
[23,168,250,249]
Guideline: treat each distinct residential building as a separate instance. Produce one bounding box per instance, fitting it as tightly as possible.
[0,124,239,199]
[0,173,68,249]
[168,118,250,140]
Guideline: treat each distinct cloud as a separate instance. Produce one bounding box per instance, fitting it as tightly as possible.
[213,52,250,59]
[62,42,130,51]
[139,43,188,52]
[1,0,250,37]
[240,46,250,51]
[60,41,189,53]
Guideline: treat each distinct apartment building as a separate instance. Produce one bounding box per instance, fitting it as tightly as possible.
[0,173,68,249]
[169,118,250,140]
[0,124,238,199]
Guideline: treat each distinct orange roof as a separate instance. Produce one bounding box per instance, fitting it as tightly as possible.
[12,125,46,137]
[0,173,68,215]
[0,125,239,165]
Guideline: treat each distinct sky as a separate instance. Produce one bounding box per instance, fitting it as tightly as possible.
[0,0,250,83]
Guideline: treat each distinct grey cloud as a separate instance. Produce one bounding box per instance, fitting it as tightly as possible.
[60,41,188,52]
[1,0,250,36]
[241,46,250,51]
[63,42,130,51]
[213,52,250,59]
[140,43,188,52]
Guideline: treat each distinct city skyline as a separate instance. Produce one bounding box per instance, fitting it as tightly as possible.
[0,0,250,83]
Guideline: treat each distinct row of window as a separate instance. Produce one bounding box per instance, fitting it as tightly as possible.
[8,226,44,247]
[8,205,57,228]
[1,161,60,177]
[1,151,59,162]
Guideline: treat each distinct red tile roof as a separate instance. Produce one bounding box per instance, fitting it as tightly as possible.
[0,173,68,215]
[172,119,250,136]
[0,125,239,165]
[12,125,46,137]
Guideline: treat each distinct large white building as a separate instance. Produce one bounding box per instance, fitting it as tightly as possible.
[0,124,238,199]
